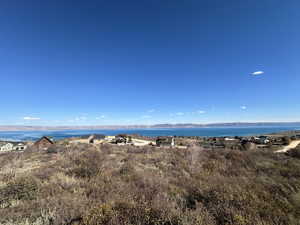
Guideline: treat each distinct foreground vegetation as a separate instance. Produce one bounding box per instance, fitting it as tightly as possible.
[0,143,300,225]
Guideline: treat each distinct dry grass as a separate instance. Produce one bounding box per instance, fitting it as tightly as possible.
[0,143,300,225]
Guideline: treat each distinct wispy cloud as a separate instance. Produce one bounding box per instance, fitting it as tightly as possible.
[75,116,87,121]
[96,115,106,120]
[23,116,41,121]
[196,110,206,114]
[241,106,247,110]
[252,71,264,76]
[147,109,155,113]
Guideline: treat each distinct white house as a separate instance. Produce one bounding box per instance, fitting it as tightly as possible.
[0,142,27,152]
[0,143,14,152]
[13,143,27,151]
[225,137,237,141]
[156,137,175,147]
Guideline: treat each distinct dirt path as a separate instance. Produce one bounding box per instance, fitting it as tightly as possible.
[275,140,300,153]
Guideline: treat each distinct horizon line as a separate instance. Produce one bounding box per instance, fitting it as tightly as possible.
[2,121,300,126]
[1,121,300,128]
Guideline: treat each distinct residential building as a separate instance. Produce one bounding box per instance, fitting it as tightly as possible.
[156,136,175,147]
[0,143,14,152]
[34,136,54,150]
[87,134,106,144]
[13,143,27,151]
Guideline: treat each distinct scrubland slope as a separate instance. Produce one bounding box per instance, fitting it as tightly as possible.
[1,144,300,225]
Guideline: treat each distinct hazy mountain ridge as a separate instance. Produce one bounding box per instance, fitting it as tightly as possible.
[1,122,300,131]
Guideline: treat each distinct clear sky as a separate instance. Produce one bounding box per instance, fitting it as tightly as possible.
[0,0,299,126]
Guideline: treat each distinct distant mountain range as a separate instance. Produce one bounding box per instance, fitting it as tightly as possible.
[0,122,300,131]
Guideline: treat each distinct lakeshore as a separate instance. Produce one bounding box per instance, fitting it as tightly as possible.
[0,126,300,142]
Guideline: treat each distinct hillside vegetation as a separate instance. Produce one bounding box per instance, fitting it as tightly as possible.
[0,144,300,225]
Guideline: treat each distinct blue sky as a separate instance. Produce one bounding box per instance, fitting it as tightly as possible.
[0,0,299,125]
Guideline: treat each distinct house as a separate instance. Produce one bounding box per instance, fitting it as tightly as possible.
[251,136,270,145]
[88,135,95,144]
[0,142,28,152]
[13,143,27,151]
[271,137,290,146]
[105,136,115,141]
[0,143,14,152]
[111,134,134,145]
[90,134,105,143]
[79,134,106,144]
[224,137,237,141]
[156,136,175,147]
[34,136,54,150]
[112,135,127,144]
[223,137,240,148]
[258,136,270,144]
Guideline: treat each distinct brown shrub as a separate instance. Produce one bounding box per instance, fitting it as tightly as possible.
[286,147,300,159]
[66,149,104,179]
[0,176,39,207]
[0,143,300,225]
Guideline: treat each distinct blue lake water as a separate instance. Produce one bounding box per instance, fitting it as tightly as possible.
[0,126,300,141]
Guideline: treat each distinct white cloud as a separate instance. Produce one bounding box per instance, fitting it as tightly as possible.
[96,115,106,120]
[241,106,247,110]
[23,116,41,121]
[252,71,264,76]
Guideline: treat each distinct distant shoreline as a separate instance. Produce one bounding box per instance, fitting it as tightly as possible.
[0,125,300,142]
[0,122,300,131]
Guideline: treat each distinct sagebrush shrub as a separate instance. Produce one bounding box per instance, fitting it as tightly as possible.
[0,176,38,207]
[1,143,300,225]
